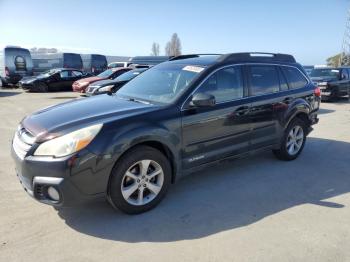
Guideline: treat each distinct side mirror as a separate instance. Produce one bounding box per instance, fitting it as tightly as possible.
[190,93,216,107]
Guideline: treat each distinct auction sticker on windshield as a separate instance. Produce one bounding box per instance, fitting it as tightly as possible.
[182,65,204,73]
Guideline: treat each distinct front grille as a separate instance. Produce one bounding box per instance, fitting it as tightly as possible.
[12,127,35,159]
[35,184,45,198]
[87,86,97,93]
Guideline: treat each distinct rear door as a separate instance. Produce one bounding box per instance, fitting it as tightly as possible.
[181,65,252,169]
[247,64,283,150]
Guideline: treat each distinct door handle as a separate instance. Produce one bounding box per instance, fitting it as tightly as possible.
[235,106,249,116]
[283,97,293,104]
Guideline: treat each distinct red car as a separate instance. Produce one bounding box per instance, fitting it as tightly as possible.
[72,67,131,93]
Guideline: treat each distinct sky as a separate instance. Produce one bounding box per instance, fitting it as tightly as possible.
[0,0,348,64]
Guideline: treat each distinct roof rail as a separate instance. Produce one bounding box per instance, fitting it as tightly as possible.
[170,54,222,61]
[218,52,296,63]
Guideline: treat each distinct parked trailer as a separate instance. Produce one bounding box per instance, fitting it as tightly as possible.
[108,61,132,69]
[31,53,83,75]
[81,54,107,75]
[129,56,170,66]
[106,55,131,64]
[0,46,33,86]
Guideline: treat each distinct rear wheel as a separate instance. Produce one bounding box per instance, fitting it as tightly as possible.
[273,118,307,161]
[108,146,171,214]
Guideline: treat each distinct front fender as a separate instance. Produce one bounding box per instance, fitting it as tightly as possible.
[111,125,180,162]
[90,119,181,172]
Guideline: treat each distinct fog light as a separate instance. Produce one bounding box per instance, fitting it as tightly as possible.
[47,186,60,201]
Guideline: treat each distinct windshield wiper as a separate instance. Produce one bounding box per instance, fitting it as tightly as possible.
[116,95,152,105]
[128,97,152,105]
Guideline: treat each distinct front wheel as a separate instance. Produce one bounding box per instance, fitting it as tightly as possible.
[273,118,307,161]
[108,146,171,214]
[36,82,49,92]
[0,78,5,88]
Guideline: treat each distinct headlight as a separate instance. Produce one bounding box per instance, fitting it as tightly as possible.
[98,85,114,92]
[34,124,103,157]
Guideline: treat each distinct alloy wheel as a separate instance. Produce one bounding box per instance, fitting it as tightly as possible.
[286,125,304,155]
[121,159,164,206]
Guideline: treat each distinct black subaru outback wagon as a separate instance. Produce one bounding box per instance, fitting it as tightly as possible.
[12,53,320,214]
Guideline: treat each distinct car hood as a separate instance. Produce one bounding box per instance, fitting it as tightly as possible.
[22,95,158,141]
[75,76,105,84]
[19,76,38,84]
[90,79,117,87]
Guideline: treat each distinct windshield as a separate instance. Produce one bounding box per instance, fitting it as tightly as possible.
[97,69,114,78]
[38,69,58,78]
[310,68,339,78]
[115,69,146,82]
[117,63,204,104]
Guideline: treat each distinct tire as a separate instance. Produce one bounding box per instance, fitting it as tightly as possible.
[108,145,171,214]
[273,118,307,161]
[0,78,6,88]
[36,82,49,92]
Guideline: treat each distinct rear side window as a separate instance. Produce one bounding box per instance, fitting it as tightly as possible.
[196,66,243,103]
[282,67,308,89]
[249,65,279,96]
[60,71,70,78]
[72,70,82,77]
[278,68,289,91]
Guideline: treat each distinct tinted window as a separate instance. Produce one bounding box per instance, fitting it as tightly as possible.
[72,70,82,77]
[282,67,308,89]
[111,69,129,79]
[115,69,145,81]
[278,68,289,91]
[60,71,69,78]
[98,69,114,78]
[341,69,349,80]
[249,66,279,95]
[196,66,243,103]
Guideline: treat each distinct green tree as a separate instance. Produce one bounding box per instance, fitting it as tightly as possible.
[327,53,341,67]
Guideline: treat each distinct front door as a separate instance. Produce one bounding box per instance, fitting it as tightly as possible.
[338,68,350,96]
[181,65,252,169]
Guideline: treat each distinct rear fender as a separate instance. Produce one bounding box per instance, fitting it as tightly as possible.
[284,98,311,128]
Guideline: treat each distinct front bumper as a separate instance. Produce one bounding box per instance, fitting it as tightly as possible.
[18,82,34,90]
[72,84,88,93]
[11,145,109,207]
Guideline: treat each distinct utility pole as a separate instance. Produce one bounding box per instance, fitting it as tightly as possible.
[340,9,350,66]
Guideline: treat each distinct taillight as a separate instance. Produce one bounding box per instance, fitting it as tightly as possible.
[314,86,321,97]
[5,67,10,76]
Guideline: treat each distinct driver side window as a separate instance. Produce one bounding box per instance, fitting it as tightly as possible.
[195,66,243,103]
[60,71,70,78]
